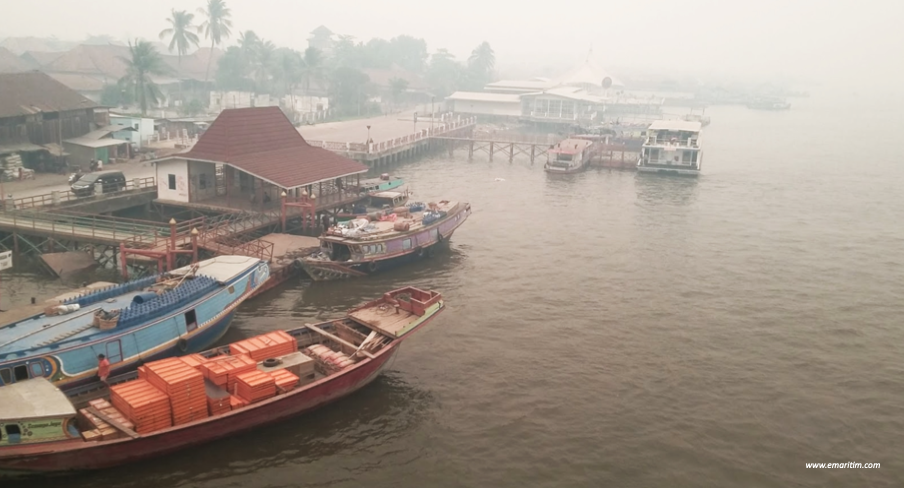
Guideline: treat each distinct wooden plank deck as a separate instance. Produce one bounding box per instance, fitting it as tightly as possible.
[349,306,417,337]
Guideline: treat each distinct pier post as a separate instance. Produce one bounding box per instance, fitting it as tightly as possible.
[168,218,177,271]
[469,141,474,160]
[489,142,494,162]
[119,242,128,280]
[509,144,514,163]
[281,191,287,232]
[191,228,199,264]
[530,145,535,163]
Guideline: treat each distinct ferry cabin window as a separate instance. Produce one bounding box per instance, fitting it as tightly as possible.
[168,174,177,190]
[185,309,198,332]
[0,368,11,384]
[228,285,235,294]
[5,424,21,443]
[14,365,28,381]
[402,239,412,250]
[29,362,43,378]
[107,341,123,364]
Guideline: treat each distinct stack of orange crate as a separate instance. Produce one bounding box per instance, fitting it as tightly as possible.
[110,379,172,434]
[229,331,297,361]
[78,399,135,440]
[180,353,208,371]
[137,365,147,380]
[143,357,209,426]
[269,369,300,393]
[200,354,257,394]
[234,369,277,404]
[205,380,232,416]
[229,394,249,410]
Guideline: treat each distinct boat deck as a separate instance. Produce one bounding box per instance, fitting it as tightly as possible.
[326,200,462,243]
[349,305,418,337]
[0,289,150,356]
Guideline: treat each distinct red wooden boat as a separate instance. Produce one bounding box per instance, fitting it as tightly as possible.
[0,287,444,475]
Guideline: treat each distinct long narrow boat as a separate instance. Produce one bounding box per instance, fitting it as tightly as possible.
[301,200,471,281]
[0,256,269,390]
[0,287,443,475]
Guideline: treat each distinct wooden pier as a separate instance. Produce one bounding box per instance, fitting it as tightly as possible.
[432,134,557,163]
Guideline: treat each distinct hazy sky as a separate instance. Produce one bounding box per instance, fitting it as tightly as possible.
[1,0,902,88]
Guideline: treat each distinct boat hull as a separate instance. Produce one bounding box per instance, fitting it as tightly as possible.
[0,260,269,390]
[302,237,453,281]
[0,332,421,474]
[544,163,587,174]
[636,165,700,177]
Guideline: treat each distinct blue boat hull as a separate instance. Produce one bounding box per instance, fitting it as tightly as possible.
[0,259,269,390]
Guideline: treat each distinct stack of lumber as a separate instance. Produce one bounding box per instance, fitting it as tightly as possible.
[205,379,231,416]
[143,357,208,426]
[78,399,134,441]
[234,369,276,404]
[306,344,355,370]
[110,379,172,434]
[229,331,297,361]
[200,354,257,393]
[269,369,300,393]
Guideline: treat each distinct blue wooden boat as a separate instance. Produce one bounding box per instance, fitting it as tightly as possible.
[301,200,471,281]
[0,256,269,390]
[355,174,404,194]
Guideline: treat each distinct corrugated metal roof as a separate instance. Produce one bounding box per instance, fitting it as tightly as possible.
[648,120,702,132]
[176,107,368,189]
[0,71,99,118]
[0,377,76,420]
[445,91,522,103]
[63,137,127,149]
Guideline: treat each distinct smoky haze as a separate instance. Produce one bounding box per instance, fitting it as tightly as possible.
[1,0,902,91]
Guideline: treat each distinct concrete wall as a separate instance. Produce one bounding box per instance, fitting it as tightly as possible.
[110,115,155,148]
[156,158,189,202]
[448,99,521,117]
[188,161,217,201]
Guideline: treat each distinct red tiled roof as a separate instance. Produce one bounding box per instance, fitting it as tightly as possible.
[179,106,368,188]
[0,71,99,118]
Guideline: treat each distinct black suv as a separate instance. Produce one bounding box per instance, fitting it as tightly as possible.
[70,170,127,196]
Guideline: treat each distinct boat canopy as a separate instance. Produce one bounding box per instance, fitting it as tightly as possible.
[0,378,75,421]
[168,255,262,282]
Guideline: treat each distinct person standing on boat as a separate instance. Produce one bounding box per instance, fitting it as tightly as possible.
[97,354,111,382]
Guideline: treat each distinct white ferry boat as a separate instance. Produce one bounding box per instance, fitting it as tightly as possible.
[637,120,703,176]
[544,138,594,174]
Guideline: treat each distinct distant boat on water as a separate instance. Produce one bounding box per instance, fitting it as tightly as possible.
[746,97,791,110]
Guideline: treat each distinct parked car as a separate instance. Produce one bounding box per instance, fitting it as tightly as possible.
[70,170,127,196]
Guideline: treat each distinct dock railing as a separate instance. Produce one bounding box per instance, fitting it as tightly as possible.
[3,177,157,211]
[305,115,477,157]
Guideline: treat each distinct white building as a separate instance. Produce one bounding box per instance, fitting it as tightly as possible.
[109,113,156,149]
[444,92,522,117]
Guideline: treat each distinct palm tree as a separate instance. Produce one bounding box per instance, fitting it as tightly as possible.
[198,0,233,83]
[468,41,495,75]
[118,40,171,115]
[158,9,200,65]
[254,40,276,92]
[302,47,324,93]
[273,48,302,97]
[238,30,260,53]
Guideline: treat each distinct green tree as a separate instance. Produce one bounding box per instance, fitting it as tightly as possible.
[302,47,325,93]
[273,48,303,97]
[329,66,371,115]
[118,40,171,114]
[100,83,133,107]
[182,99,206,116]
[388,35,428,73]
[159,9,200,65]
[198,0,233,83]
[331,35,365,68]
[467,41,495,89]
[389,77,409,109]
[215,46,253,91]
[237,30,260,52]
[426,48,465,97]
[254,40,276,91]
[362,38,392,69]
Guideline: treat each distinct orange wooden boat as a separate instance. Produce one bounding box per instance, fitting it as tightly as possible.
[0,287,444,475]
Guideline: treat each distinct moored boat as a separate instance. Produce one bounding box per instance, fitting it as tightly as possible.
[354,173,404,194]
[0,256,269,390]
[302,200,471,281]
[544,138,595,174]
[637,120,703,176]
[0,287,444,475]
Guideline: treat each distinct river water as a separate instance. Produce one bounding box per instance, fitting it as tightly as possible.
[6,90,904,487]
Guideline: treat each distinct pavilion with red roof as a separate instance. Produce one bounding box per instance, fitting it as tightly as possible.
[154,106,368,211]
